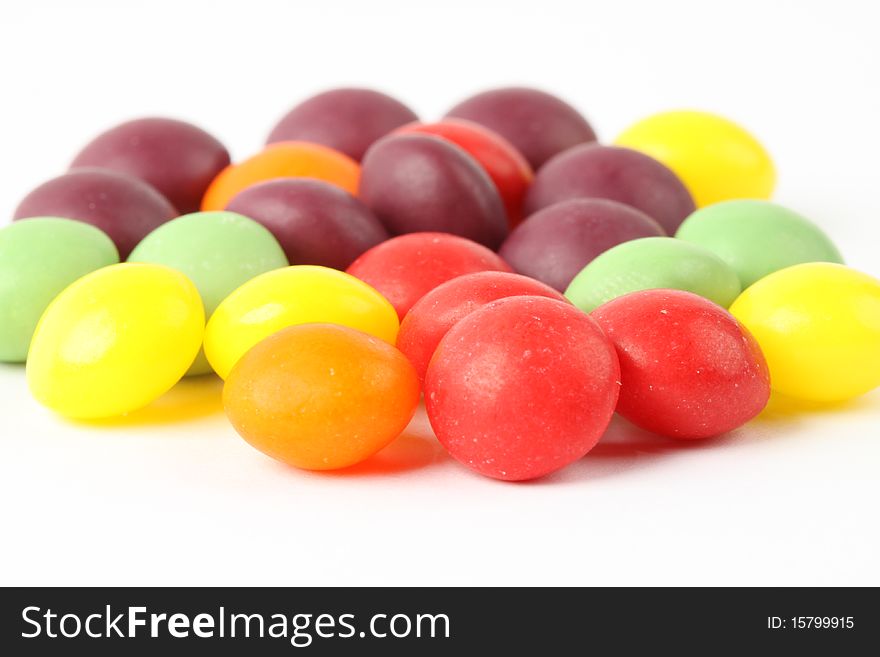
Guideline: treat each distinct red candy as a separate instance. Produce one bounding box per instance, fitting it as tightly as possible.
[395,119,534,228]
[425,296,620,481]
[592,289,770,439]
[347,232,512,319]
[397,271,567,381]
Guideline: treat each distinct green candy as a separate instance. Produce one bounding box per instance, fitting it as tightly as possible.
[675,200,843,288]
[128,211,288,375]
[0,218,119,363]
[565,237,741,312]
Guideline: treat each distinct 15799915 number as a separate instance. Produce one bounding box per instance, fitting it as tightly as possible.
[791,617,854,629]
[768,616,854,630]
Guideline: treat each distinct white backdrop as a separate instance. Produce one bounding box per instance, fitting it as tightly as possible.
[1,0,878,586]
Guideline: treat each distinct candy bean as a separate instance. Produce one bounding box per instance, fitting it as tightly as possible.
[71,117,230,214]
[565,237,741,312]
[347,232,512,319]
[224,324,420,470]
[593,289,770,439]
[267,88,418,161]
[730,263,880,402]
[0,218,119,362]
[425,296,619,481]
[27,263,204,419]
[675,200,842,287]
[445,87,596,169]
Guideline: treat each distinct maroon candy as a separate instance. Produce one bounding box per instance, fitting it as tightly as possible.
[499,198,666,291]
[225,178,388,270]
[524,144,696,234]
[445,87,596,169]
[267,88,419,161]
[70,117,230,214]
[358,134,508,249]
[13,168,177,257]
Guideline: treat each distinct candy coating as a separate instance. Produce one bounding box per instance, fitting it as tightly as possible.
[675,200,843,287]
[13,168,176,257]
[730,263,880,402]
[593,289,770,439]
[0,218,119,362]
[565,237,741,312]
[445,87,596,168]
[359,134,508,248]
[26,263,204,419]
[71,117,230,214]
[267,88,418,161]
[425,296,619,481]
[224,323,420,471]
[347,232,512,319]
[524,144,695,234]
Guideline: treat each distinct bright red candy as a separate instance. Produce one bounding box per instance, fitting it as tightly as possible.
[425,296,620,481]
[395,119,534,228]
[397,271,567,382]
[591,289,770,439]
[346,232,512,319]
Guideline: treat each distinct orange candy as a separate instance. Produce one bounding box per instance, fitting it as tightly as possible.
[223,323,420,471]
[201,141,360,211]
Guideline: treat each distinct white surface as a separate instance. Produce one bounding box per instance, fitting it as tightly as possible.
[1,0,879,586]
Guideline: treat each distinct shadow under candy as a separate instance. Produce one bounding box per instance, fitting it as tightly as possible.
[302,405,450,478]
[538,413,756,485]
[757,389,880,422]
[69,374,225,429]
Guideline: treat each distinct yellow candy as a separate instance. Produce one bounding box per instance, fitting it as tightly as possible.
[730,263,880,403]
[27,263,205,419]
[615,110,775,207]
[204,265,399,379]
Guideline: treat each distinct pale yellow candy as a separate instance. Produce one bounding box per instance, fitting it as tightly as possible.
[730,263,880,402]
[204,265,399,379]
[615,110,775,207]
[27,263,204,419]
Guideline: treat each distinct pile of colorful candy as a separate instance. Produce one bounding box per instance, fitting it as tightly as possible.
[2,87,879,482]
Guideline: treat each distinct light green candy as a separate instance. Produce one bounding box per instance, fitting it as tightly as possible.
[565,237,741,312]
[0,218,119,363]
[675,199,843,288]
[128,211,288,375]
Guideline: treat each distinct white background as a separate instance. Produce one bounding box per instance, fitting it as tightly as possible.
[1,0,878,586]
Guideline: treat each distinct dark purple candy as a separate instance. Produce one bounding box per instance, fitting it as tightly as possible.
[358,134,508,249]
[523,144,696,234]
[13,168,176,257]
[444,87,596,169]
[70,117,230,214]
[266,88,419,161]
[225,178,389,270]
[498,199,666,291]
